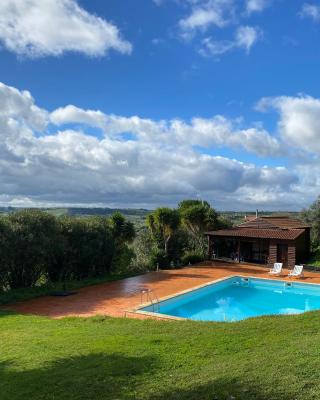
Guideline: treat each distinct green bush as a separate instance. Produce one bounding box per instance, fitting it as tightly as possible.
[150,249,169,269]
[0,210,136,292]
[132,228,155,271]
[7,210,59,289]
[181,251,204,266]
[49,216,115,282]
[111,245,136,274]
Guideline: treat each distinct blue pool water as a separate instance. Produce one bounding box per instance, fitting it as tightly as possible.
[140,276,320,322]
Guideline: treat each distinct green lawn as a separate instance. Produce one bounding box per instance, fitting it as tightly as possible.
[1,312,320,399]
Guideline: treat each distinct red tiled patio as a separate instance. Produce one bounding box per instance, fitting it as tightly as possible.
[3,261,320,319]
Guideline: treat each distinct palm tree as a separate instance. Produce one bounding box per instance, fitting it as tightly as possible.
[147,208,180,256]
[179,200,218,256]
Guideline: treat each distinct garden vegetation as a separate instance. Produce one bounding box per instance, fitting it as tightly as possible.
[0,200,230,302]
[0,210,135,298]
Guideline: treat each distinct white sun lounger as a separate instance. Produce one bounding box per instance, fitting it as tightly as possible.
[269,262,283,275]
[288,265,304,278]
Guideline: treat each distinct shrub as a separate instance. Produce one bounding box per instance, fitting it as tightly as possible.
[181,251,204,266]
[7,210,59,289]
[150,249,169,269]
[0,217,13,289]
[49,216,115,282]
[0,210,136,292]
[132,228,155,271]
[111,245,136,274]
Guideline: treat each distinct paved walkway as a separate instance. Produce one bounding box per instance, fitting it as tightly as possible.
[2,261,320,319]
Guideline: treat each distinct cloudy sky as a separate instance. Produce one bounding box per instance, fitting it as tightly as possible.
[0,0,320,210]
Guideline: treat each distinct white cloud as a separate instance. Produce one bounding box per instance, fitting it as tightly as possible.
[299,3,320,21]
[179,0,236,34]
[245,0,270,14]
[0,82,48,131]
[200,25,261,56]
[50,105,282,156]
[0,0,132,58]
[235,26,262,53]
[50,105,108,130]
[257,95,320,153]
[0,81,301,209]
[200,37,234,55]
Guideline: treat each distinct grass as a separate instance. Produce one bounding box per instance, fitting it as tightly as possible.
[1,311,320,399]
[0,271,142,305]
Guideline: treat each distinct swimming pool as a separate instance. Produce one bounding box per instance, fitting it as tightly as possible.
[139,276,320,322]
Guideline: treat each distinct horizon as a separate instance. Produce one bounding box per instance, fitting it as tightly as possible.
[0,205,302,214]
[1,1,320,211]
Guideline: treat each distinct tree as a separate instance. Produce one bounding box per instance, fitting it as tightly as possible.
[0,217,13,290]
[301,197,320,250]
[110,212,135,245]
[7,210,59,289]
[110,212,136,273]
[49,216,115,282]
[147,208,180,256]
[178,200,218,256]
[133,227,157,270]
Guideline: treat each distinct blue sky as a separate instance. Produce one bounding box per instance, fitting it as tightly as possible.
[0,0,320,210]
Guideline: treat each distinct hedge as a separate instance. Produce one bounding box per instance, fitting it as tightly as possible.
[0,210,135,291]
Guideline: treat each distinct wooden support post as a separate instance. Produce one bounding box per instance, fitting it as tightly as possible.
[288,243,296,270]
[268,240,277,269]
[207,235,213,260]
[237,239,241,263]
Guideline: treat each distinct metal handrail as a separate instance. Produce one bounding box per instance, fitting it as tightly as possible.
[140,288,159,312]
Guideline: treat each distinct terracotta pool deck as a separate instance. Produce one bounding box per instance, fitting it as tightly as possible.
[3,261,320,319]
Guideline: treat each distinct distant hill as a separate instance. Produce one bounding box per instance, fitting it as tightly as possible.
[0,207,301,229]
[0,207,151,230]
[0,206,150,216]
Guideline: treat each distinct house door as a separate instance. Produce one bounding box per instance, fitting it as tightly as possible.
[277,244,288,266]
[241,241,253,262]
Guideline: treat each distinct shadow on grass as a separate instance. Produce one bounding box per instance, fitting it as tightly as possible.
[0,310,18,318]
[0,353,157,400]
[0,354,298,400]
[152,377,295,400]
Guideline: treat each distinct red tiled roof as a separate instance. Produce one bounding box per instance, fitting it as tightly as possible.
[206,228,305,240]
[237,217,309,230]
[259,216,310,229]
[237,218,279,229]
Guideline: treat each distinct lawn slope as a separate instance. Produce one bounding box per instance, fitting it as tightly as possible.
[1,311,320,400]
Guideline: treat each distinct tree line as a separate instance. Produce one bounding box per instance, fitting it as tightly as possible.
[0,210,135,290]
[4,195,320,294]
[0,199,230,293]
[135,200,231,269]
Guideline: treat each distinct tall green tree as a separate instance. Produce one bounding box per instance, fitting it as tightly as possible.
[178,200,218,256]
[301,196,320,250]
[0,217,13,289]
[7,210,59,289]
[110,212,135,245]
[147,208,180,256]
[109,212,136,273]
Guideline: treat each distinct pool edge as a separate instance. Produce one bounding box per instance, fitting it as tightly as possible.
[127,274,320,321]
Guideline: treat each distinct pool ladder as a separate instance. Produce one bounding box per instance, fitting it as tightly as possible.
[140,288,160,313]
[241,277,250,286]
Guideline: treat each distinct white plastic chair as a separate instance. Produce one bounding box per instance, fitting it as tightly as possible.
[269,262,283,275]
[288,265,304,278]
